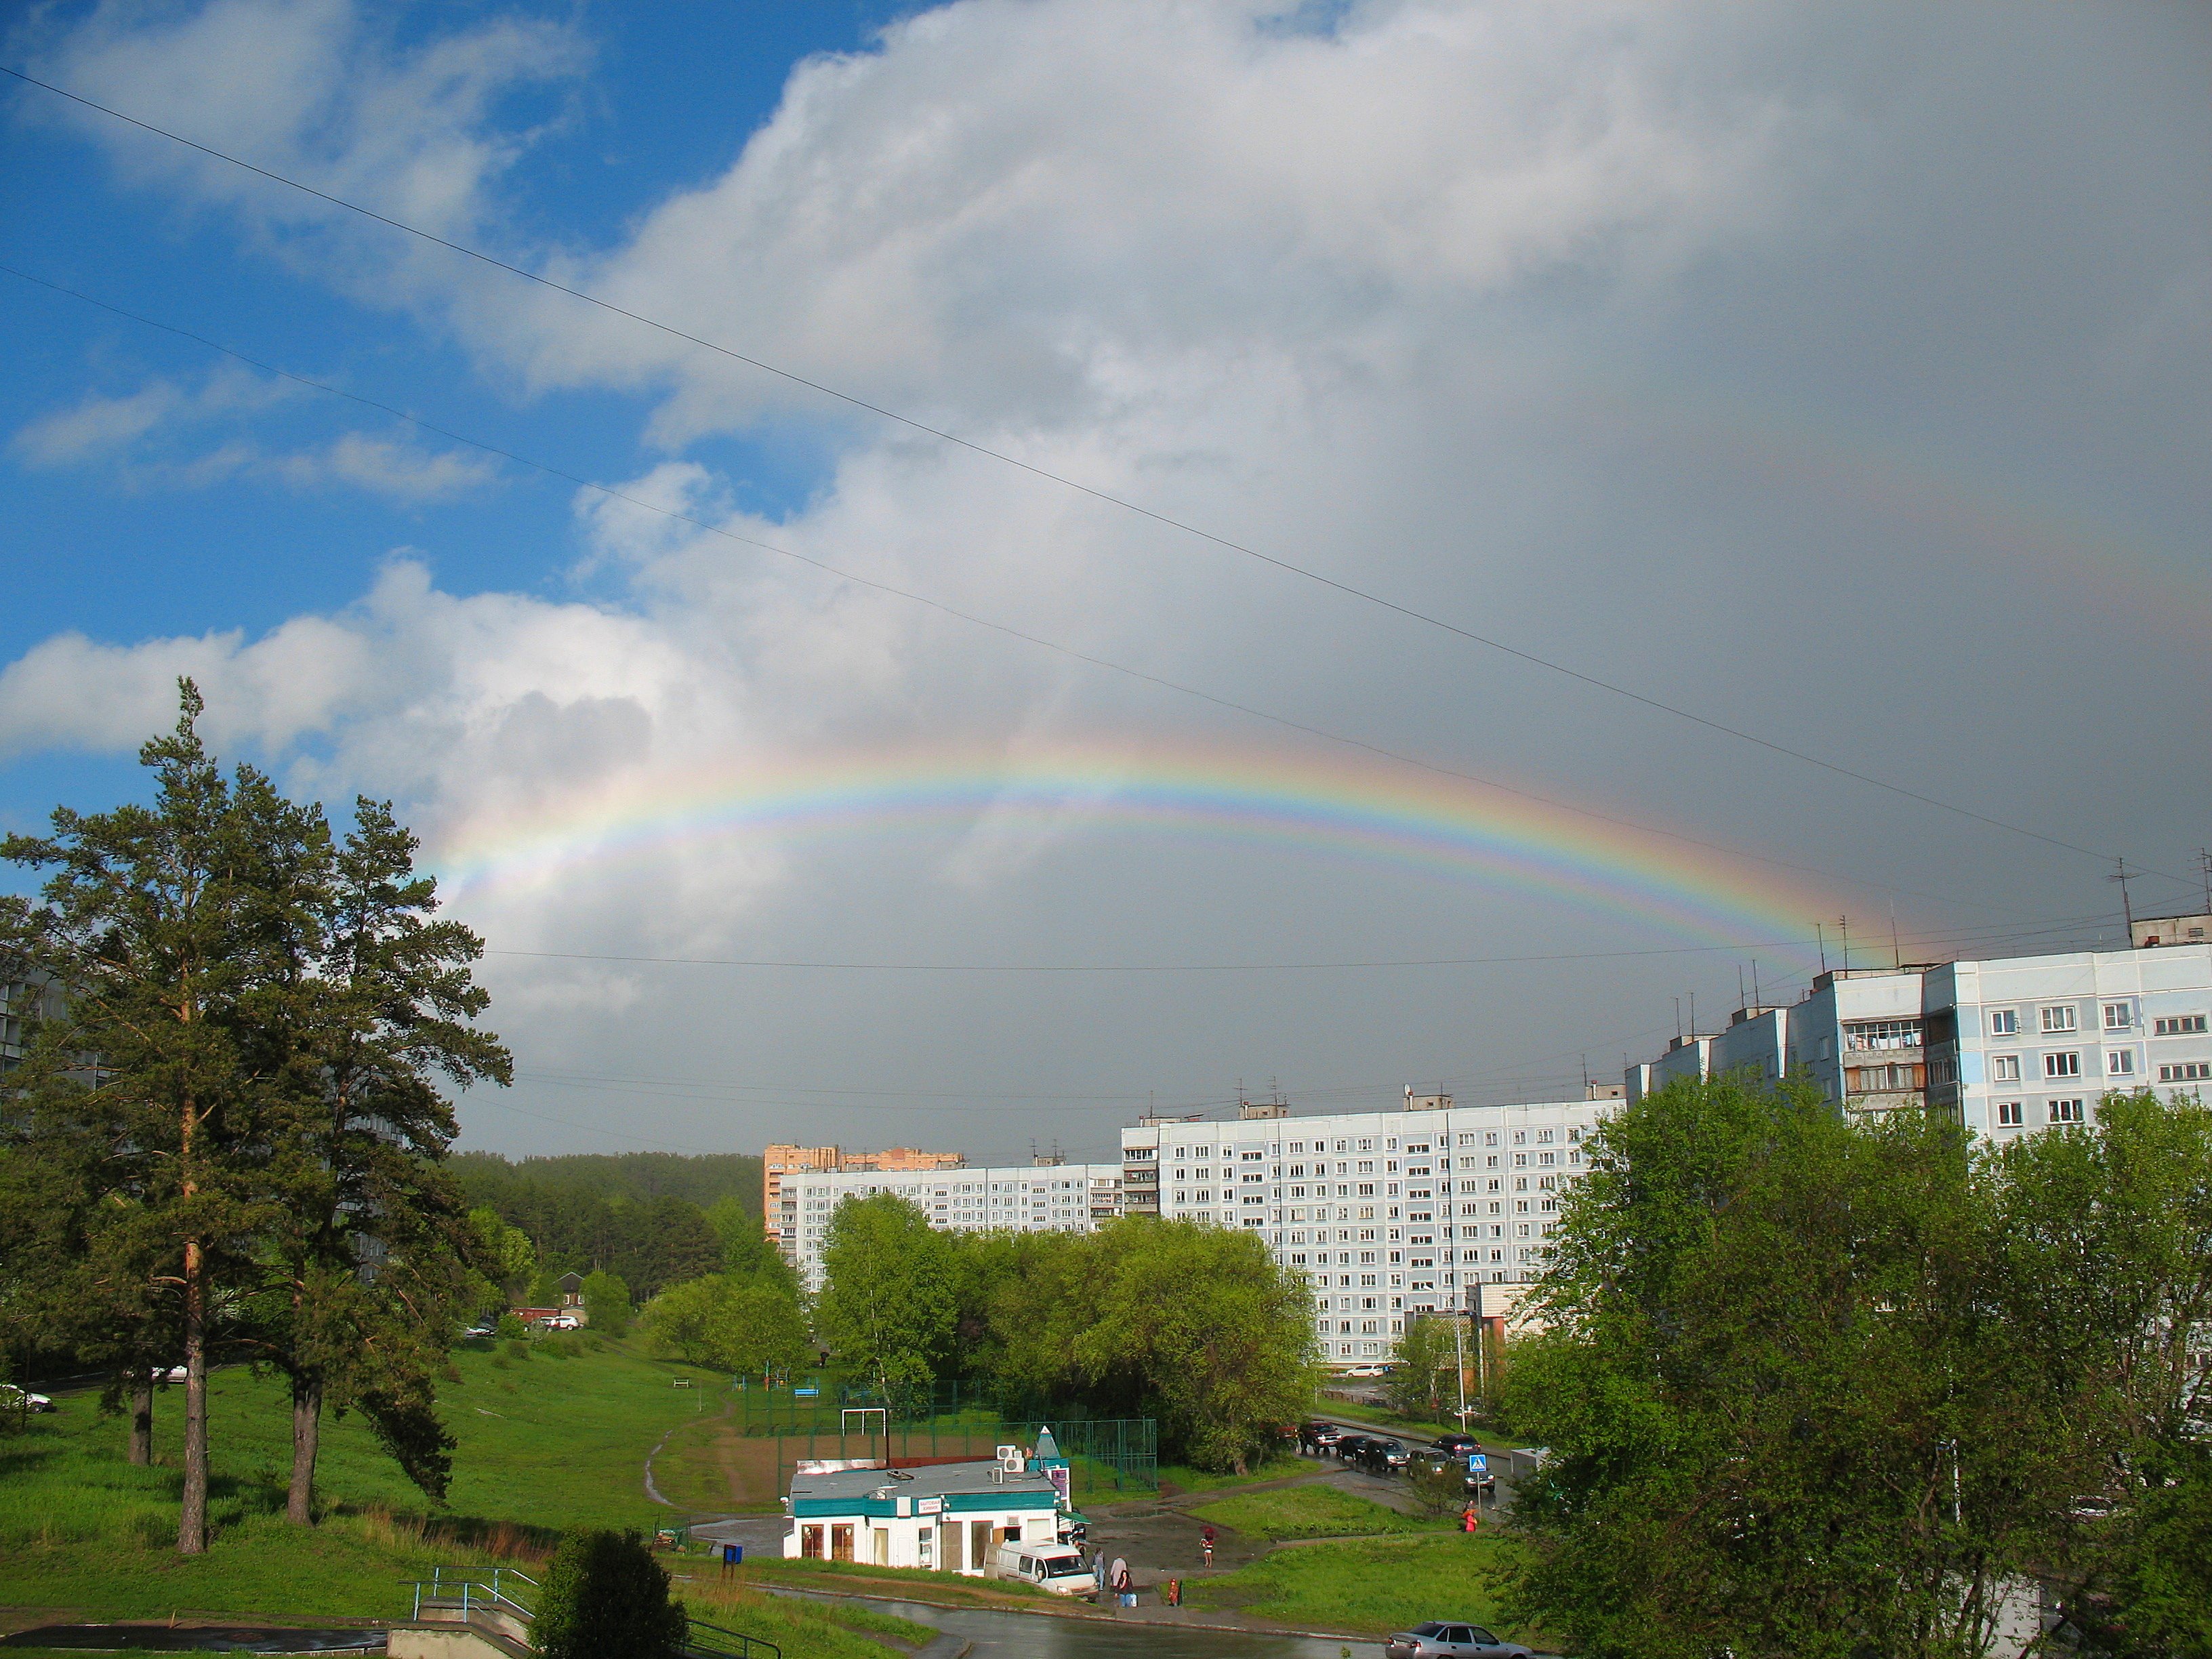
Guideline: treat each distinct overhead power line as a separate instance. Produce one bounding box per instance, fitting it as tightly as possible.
[3,262,2009,922]
[480,910,2118,974]
[0,62,2156,877]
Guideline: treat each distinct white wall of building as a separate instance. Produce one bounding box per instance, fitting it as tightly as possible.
[1122,1100,1606,1365]
[786,1163,1124,1289]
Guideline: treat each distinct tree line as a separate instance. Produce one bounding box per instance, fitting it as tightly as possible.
[1500,1073,2212,1659]
[0,687,509,1553]
[639,1188,1316,1473]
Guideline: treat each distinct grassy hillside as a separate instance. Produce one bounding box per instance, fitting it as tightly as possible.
[0,1335,937,1658]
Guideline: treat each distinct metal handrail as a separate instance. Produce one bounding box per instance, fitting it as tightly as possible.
[408,1567,537,1628]
[682,1617,782,1659]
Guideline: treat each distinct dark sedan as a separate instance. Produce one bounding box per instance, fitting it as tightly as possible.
[1335,1433,1371,1462]
[1299,1420,1342,1454]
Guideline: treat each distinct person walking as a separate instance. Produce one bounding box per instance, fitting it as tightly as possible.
[1112,1559,1134,1607]
[1200,1521,1216,1568]
[1462,1503,1480,1534]
[1092,1549,1106,1599]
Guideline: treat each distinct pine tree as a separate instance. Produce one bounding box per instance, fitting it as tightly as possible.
[1,683,308,1552]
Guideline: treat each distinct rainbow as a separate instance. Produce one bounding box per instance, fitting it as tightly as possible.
[431,739,1849,950]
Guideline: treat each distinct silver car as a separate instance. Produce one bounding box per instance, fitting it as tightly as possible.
[1384,1622,1532,1659]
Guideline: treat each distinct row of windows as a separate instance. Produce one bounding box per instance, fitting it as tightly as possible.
[1988,1006,2207,1037]
[1153,1126,1589,1160]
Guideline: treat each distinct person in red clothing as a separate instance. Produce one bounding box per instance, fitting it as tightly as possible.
[1462,1504,1480,1533]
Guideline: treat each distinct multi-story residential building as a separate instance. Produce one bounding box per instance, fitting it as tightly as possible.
[1121,1096,1607,1365]
[0,973,62,1075]
[1624,924,2212,1137]
[781,1161,1125,1288]
[764,1144,967,1266]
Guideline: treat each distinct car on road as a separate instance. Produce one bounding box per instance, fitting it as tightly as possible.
[1359,1437,1411,1475]
[1384,1622,1533,1658]
[1300,1420,1342,1454]
[1432,1433,1480,1457]
[986,1542,1097,1596]
[1334,1433,1370,1462]
[0,1383,55,1414]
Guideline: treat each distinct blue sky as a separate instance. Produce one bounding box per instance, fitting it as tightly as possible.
[2,1,2206,1160]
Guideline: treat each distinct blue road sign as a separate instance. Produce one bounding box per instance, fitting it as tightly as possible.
[1469,1454,1488,1472]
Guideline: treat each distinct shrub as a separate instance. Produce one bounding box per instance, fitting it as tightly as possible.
[496,1313,526,1340]
[535,1528,687,1659]
[504,1338,531,1362]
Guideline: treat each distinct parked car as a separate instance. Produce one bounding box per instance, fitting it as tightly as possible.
[1385,1622,1532,1658]
[0,1383,55,1414]
[1342,1363,1387,1378]
[1299,1420,1341,1454]
[150,1365,186,1384]
[1359,1437,1411,1475]
[1334,1433,1371,1462]
[541,1313,580,1331]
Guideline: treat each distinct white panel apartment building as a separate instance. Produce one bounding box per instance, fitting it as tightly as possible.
[784,1163,1126,1290]
[1625,929,2212,1136]
[1119,1098,1610,1364]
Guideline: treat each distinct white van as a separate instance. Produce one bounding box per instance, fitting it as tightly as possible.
[986,1542,1095,1595]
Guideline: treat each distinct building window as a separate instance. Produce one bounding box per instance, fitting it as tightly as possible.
[2103,1003,2132,1031]
[1989,1009,2019,1036]
[2041,1006,2078,1034]
[1845,1019,1923,1050]
[2048,1099,2086,1124]
[2154,1014,2209,1036]
[1995,1101,2024,1127]
[2044,1052,2081,1079]
[1992,1055,2021,1082]
[2159,1062,2212,1082]
[2108,1050,2135,1076]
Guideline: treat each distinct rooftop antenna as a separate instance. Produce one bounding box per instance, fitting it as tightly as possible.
[1751,958,1762,1006]
[1839,915,1851,974]
[1673,996,1683,1044]
[1689,989,1696,1038]
[1890,901,1902,970]
[2199,847,2212,916]
[2110,857,2137,938]
[1816,922,1828,974]
[1580,1054,1590,1094]
[1737,964,1746,1010]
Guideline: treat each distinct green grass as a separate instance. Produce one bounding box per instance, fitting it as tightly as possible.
[1191,1483,1443,1540]
[1186,1534,1532,1639]
[0,1343,950,1657]
[1155,1451,1303,1494]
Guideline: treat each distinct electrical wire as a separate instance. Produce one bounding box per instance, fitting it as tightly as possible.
[476,910,2125,975]
[0,62,2169,880]
[0,261,2018,924]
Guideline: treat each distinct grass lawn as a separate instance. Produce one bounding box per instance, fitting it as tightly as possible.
[0,1342,943,1658]
[1186,1534,1535,1641]
[1191,1483,1446,1541]
[1155,1451,1303,1495]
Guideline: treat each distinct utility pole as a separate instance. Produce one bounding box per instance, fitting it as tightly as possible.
[2198,847,2211,918]
[2111,857,2137,939]
[1452,1313,1469,1427]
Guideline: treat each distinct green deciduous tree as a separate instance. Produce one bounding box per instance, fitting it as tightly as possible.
[1502,1074,2212,1659]
[982,1218,1316,1473]
[581,1269,632,1338]
[641,1273,808,1376]
[815,1193,957,1399]
[1385,1314,1462,1420]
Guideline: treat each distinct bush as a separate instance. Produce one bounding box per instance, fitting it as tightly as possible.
[496,1313,526,1340]
[535,1528,687,1659]
[505,1338,532,1362]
